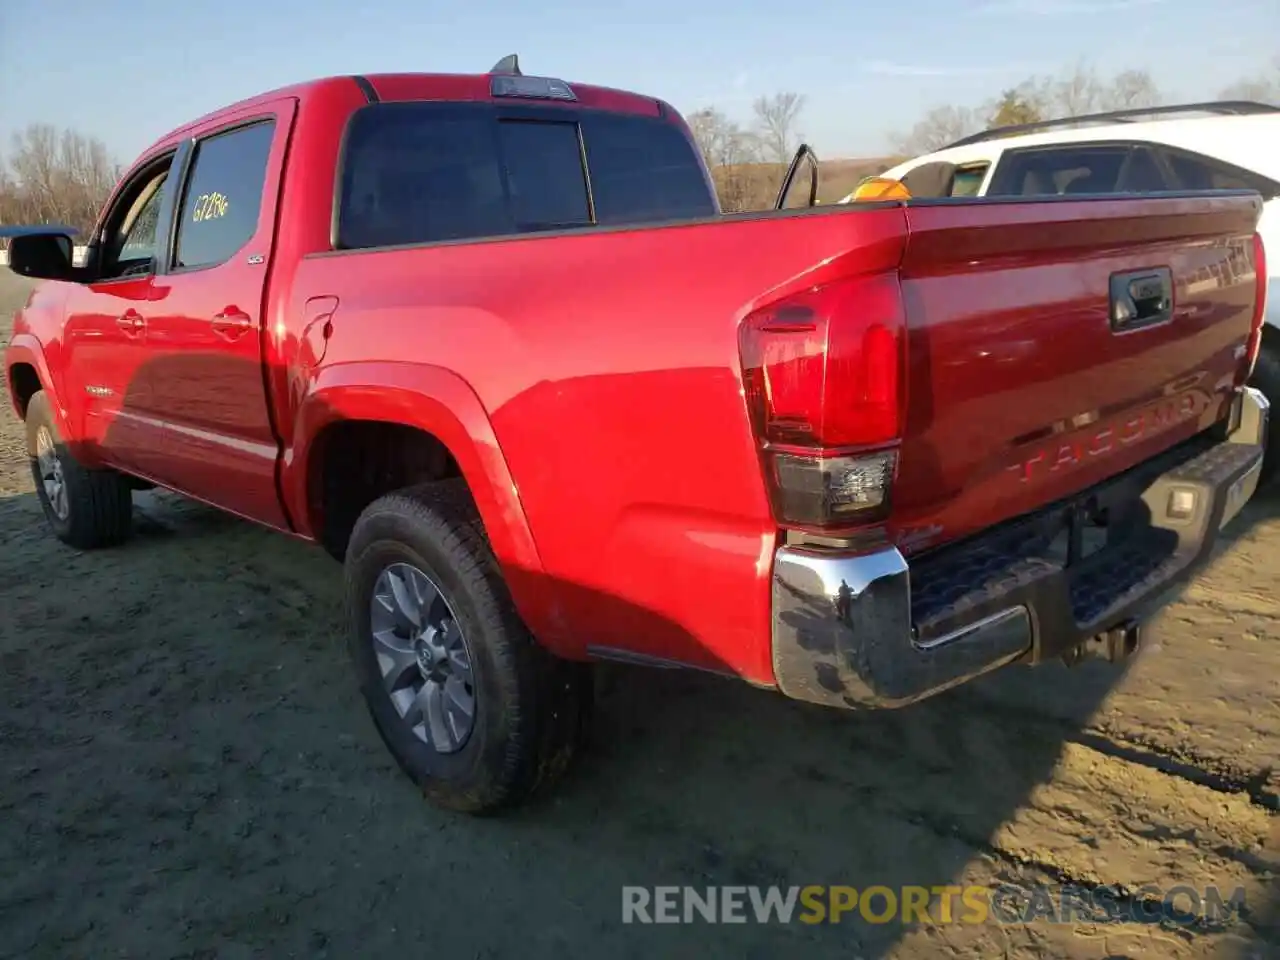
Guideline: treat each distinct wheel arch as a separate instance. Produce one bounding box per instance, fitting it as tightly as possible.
[286,362,551,627]
[5,336,63,427]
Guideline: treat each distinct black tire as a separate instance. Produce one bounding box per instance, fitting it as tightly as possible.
[342,479,592,814]
[25,389,134,549]
[1249,334,1280,488]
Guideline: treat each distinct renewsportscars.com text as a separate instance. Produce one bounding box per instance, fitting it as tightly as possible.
[621,884,1247,926]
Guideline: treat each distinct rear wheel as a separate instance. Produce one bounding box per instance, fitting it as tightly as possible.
[342,479,591,814]
[25,390,134,549]
[1249,333,1280,487]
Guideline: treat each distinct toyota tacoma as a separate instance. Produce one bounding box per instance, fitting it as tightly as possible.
[4,59,1270,814]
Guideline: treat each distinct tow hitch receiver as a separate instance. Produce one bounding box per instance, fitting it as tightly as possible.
[1063,619,1143,666]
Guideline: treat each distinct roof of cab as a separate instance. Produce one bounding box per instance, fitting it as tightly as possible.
[139,71,671,162]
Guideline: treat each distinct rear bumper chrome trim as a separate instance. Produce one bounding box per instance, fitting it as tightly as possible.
[770,386,1269,710]
[771,545,1031,709]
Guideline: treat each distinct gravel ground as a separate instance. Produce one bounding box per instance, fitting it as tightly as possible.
[0,267,1275,959]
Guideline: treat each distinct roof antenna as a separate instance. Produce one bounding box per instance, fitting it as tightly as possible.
[490,54,521,76]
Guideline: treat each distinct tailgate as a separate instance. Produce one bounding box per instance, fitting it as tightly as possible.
[890,192,1264,554]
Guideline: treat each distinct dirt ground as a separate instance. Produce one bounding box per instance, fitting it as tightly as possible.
[0,268,1275,960]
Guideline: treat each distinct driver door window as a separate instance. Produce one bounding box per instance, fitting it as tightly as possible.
[98,162,172,280]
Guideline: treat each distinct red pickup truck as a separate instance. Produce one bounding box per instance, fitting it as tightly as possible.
[4,60,1271,814]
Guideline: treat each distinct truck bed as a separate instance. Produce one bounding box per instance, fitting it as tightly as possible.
[289,190,1265,682]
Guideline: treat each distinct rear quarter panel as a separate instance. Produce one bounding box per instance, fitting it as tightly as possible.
[288,207,907,682]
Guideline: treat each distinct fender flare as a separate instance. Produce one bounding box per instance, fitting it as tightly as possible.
[5,334,73,441]
[285,360,545,580]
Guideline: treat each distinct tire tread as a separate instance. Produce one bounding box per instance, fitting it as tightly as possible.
[1249,336,1280,487]
[342,479,589,814]
[25,390,133,549]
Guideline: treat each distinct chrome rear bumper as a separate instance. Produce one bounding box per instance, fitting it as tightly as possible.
[770,386,1270,710]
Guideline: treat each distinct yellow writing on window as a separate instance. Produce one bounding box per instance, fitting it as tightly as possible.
[192,192,230,222]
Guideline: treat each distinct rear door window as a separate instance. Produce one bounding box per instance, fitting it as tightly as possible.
[336,102,715,249]
[174,120,276,269]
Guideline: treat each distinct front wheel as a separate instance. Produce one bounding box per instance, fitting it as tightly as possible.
[1249,334,1280,487]
[25,390,134,549]
[342,479,591,814]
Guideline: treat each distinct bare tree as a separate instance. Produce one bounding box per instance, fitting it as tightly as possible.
[752,92,806,164]
[0,124,120,235]
[986,86,1044,129]
[687,107,759,169]
[892,62,1169,159]
[1219,55,1280,106]
[892,104,982,156]
[1008,63,1161,119]
[1048,60,1106,117]
[685,107,769,212]
[1103,69,1163,110]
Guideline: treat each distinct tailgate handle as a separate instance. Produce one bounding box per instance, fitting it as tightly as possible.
[1109,268,1173,332]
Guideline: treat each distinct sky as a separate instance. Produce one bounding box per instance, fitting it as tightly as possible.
[1,0,1276,166]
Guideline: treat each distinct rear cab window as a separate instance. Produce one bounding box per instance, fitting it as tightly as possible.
[335,102,717,249]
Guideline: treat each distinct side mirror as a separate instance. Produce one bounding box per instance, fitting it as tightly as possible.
[4,228,78,281]
[775,143,820,211]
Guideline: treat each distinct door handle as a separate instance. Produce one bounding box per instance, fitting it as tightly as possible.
[211,309,253,341]
[116,310,145,336]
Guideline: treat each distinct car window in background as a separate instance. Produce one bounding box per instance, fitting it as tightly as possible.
[1164,151,1253,190]
[174,121,275,269]
[949,164,988,196]
[988,145,1132,196]
[1117,147,1169,192]
[336,103,716,249]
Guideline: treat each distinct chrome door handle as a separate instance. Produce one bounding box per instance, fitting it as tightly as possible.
[211,310,253,340]
[116,311,145,335]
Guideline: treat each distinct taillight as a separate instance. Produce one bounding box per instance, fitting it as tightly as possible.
[739,272,907,529]
[1245,232,1267,379]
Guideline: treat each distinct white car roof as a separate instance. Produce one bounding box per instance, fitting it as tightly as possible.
[866,111,1280,195]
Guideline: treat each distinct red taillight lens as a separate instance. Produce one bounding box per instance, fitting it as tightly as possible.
[739,272,907,529]
[739,272,905,449]
[1245,232,1267,379]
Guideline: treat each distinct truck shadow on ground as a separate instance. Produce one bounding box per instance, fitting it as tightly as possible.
[0,472,1274,957]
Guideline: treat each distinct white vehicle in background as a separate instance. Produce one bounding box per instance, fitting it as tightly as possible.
[844,100,1280,482]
